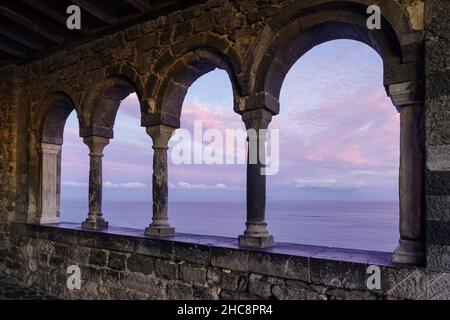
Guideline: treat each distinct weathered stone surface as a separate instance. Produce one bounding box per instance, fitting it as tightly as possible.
[180,262,206,286]
[108,252,127,271]
[155,259,179,279]
[127,254,155,275]
[89,249,108,267]
[272,280,326,300]
[425,0,450,40]
[427,146,450,171]
[248,275,272,298]
[426,220,450,245]
[207,268,241,291]
[0,273,57,300]
[427,245,450,272]
[219,289,262,300]
[247,251,308,280]
[426,170,450,196]
[326,288,379,300]
[425,95,450,146]
[121,273,166,299]
[166,281,194,299]
[309,259,367,290]
[193,286,219,300]
[211,247,249,272]
[173,242,210,266]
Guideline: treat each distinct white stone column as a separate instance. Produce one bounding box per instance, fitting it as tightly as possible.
[81,136,110,229]
[145,124,176,236]
[389,81,425,265]
[37,143,62,224]
[239,109,274,248]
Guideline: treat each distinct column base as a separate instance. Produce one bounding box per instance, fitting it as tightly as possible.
[33,215,60,225]
[238,234,274,248]
[392,239,425,265]
[81,220,109,230]
[145,226,175,236]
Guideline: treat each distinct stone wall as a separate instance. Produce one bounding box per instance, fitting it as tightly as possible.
[0,66,18,248]
[424,0,450,272]
[0,223,449,300]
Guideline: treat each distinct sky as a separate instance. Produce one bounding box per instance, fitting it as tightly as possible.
[61,39,400,203]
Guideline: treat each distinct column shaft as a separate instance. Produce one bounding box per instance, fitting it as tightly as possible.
[145,125,175,236]
[37,143,62,224]
[81,136,109,229]
[388,81,425,265]
[393,104,425,264]
[239,109,274,248]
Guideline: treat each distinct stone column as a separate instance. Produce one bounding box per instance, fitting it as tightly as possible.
[81,136,110,229]
[38,143,62,224]
[239,109,274,248]
[145,124,176,236]
[389,81,425,265]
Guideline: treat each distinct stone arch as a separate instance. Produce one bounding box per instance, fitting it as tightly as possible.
[241,0,426,264]
[37,84,82,144]
[40,93,77,145]
[31,88,80,224]
[81,67,145,138]
[144,35,244,127]
[247,0,423,114]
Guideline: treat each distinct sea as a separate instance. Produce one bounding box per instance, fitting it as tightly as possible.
[61,200,399,252]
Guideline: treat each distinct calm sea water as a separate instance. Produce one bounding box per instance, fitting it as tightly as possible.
[61,200,399,252]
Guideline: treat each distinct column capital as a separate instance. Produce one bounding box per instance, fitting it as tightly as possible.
[387,81,424,111]
[146,124,176,149]
[242,109,273,131]
[40,142,62,155]
[79,126,114,139]
[83,136,110,156]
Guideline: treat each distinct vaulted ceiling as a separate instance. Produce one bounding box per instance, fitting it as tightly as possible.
[0,0,195,67]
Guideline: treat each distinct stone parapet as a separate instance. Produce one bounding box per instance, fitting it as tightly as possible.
[0,223,449,300]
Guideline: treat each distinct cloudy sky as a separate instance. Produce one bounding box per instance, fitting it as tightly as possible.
[61,39,400,203]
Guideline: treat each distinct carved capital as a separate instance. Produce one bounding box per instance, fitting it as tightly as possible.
[83,136,110,156]
[242,109,273,131]
[388,81,424,110]
[80,126,114,139]
[146,124,176,149]
[40,143,62,156]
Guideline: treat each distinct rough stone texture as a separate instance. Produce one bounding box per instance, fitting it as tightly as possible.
[0,223,449,300]
[424,0,450,272]
[0,0,449,300]
[0,273,57,300]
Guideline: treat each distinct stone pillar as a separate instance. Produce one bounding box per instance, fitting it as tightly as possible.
[239,109,274,248]
[81,136,109,229]
[389,81,425,265]
[145,124,176,236]
[37,143,62,224]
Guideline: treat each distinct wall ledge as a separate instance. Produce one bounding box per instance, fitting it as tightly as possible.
[5,222,448,299]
